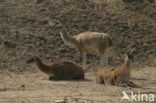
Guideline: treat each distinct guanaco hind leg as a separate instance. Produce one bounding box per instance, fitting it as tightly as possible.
[81,52,87,71]
[100,52,108,69]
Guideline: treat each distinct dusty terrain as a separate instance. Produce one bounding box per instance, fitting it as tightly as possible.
[0,0,156,103]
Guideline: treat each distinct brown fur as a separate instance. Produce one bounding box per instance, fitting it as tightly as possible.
[60,28,112,70]
[27,57,84,80]
[96,54,133,86]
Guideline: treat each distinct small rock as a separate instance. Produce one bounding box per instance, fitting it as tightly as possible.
[59,49,67,53]
[21,84,25,88]
[36,0,43,4]
[4,41,16,48]
[40,20,48,25]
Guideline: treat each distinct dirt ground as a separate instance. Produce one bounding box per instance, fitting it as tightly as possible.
[0,0,156,103]
[0,66,156,103]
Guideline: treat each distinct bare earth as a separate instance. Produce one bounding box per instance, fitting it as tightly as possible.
[0,66,156,103]
[0,0,156,103]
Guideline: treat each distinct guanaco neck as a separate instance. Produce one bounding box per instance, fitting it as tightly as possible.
[34,59,49,73]
[122,58,131,73]
[60,30,79,47]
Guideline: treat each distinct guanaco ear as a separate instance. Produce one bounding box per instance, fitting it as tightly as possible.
[61,28,67,34]
[61,25,66,30]
[125,53,128,60]
[124,51,128,59]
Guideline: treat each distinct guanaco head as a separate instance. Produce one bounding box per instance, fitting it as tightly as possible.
[60,28,67,37]
[60,25,68,36]
[27,56,42,64]
[125,53,134,62]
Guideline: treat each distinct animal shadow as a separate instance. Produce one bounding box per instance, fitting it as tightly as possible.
[126,81,140,88]
[131,77,148,81]
[49,76,91,82]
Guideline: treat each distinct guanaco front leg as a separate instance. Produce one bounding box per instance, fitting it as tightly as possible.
[100,51,108,69]
[81,52,87,71]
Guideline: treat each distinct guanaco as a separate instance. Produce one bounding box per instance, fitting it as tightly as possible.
[96,54,133,86]
[60,28,112,70]
[27,56,84,80]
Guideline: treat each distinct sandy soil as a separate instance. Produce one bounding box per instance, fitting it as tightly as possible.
[0,0,156,103]
[0,66,156,103]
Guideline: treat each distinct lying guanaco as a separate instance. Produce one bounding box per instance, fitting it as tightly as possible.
[27,56,84,80]
[96,54,133,86]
